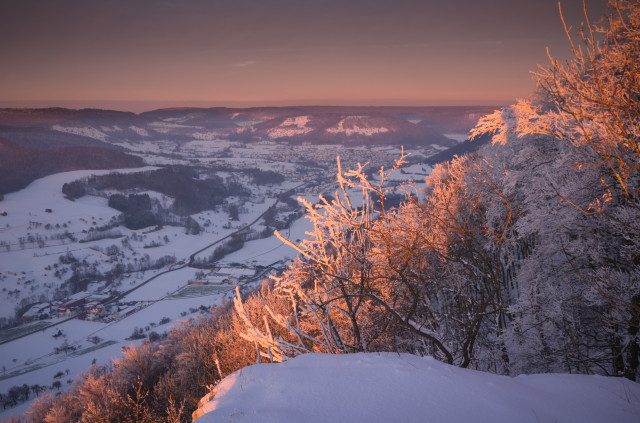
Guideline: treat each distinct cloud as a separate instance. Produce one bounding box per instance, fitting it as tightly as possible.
[229,61,257,68]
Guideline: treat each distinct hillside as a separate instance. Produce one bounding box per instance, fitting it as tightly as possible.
[248,112,455,146]
[0,138,143,195]
[0,105,493,149]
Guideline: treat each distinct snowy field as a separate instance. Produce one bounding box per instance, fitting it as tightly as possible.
[195,352,640,423]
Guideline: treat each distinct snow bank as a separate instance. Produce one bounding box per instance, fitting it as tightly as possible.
[194,353,640,423]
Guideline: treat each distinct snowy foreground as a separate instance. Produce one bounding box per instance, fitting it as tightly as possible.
[195,353,640,423]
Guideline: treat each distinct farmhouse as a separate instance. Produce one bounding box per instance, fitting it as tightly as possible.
[21,303,50,321]
[85,302,106,321]
[110,305,137,320]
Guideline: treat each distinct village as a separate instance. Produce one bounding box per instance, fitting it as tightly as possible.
[19,263,264,326]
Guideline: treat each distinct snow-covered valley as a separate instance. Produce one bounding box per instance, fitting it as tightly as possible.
[0,138,431,421]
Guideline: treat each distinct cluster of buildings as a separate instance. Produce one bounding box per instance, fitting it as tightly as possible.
[21,291,123,322]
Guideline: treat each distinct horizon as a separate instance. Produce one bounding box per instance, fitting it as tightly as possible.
[0,99,507,114]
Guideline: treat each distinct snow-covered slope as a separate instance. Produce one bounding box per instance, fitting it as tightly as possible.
[325,116,390,136]
[266,115,314,138]
[194,353,640,423]
[251,113,454,146]
[52,124,110,141]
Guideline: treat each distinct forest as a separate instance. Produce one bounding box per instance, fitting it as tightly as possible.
[9,1,639,422]
[63,166,250,218]
[0,139,142,196]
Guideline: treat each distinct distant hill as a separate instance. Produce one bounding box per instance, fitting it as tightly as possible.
[0,124,124,151]
[246,112,454,146]
[0,105,496,194]
[0,137,143,195]
[0,107,141,127]
[0,105,496,149]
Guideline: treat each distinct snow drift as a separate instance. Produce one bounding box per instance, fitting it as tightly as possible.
[194,353,640,423]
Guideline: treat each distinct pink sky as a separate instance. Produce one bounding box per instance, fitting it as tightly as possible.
[0,0,608,112]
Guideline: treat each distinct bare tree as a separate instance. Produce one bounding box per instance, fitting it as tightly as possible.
[234,151,516,371]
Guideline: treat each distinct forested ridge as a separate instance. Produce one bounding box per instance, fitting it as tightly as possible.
[8,1,640,422]
[0,138,142,196]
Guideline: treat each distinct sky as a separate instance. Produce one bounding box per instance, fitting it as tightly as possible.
[0,0,608,112]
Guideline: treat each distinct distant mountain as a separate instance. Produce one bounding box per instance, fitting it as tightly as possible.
[0,105,496,149]
[0,137,143,195]
[0,124,124,151]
